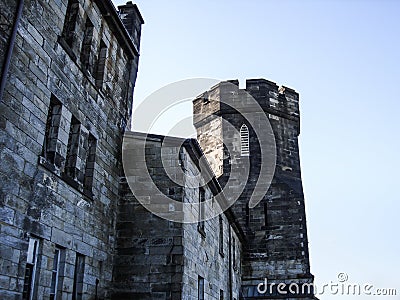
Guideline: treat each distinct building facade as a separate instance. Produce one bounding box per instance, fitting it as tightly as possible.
[0,0,143,299]
[0,0,315,299]
[193,79,316,299]
[116,132,244,300]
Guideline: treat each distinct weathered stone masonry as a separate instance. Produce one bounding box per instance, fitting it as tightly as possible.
[0,0,316,298]
[194,79,316,299]
[0,0,143,299]
[116,132,244,300]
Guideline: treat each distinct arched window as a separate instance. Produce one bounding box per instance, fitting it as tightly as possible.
[240,124,249,156]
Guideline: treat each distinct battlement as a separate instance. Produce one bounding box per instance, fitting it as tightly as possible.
[193,78,300,127]
[193,77,313,292]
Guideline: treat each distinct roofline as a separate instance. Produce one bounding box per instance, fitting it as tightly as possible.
[118,2,144,24]
[124,131,247,243]
[95,0,142,58]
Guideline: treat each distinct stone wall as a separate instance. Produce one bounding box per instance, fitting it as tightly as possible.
[180,136,242,300]
[193,79,316,299]
[0,0,17,78]
[181,201,242,300]
[117,132,244,300]
[113,134,185,299]
[0,0,142,299]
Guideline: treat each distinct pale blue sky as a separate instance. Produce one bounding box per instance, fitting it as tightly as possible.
[114,0,400,298]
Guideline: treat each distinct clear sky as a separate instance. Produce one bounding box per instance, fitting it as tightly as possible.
[113,0,400,299]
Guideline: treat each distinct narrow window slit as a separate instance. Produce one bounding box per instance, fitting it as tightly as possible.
[240,124,249,156]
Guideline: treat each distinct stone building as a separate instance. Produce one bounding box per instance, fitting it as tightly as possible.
[193,80,316,299]
[115,78,316,300]
[0,0,143,299]
[0,0,316,299]
[116,132,244,300]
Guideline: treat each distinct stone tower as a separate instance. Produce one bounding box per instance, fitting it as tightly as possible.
[193,79,315,299]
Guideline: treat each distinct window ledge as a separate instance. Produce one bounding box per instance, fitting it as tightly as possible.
[57,36,77,62]
[61,173,93,200]
[39,156,61,176]
[38,156,93,201]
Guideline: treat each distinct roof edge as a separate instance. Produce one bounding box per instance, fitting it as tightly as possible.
[95,0,140,58]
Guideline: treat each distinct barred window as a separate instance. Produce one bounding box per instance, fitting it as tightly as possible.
[80,18,94,72]
[83,134,97,192]
[95,41,107,88]
[43,96,62,166]
[65,116,81,180]
[62,0,79,48]
[240,124,249,156]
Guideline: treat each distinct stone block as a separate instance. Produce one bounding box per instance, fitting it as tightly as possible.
[51,226,72,248]
[0,206,15,224]
[73,240,93,257]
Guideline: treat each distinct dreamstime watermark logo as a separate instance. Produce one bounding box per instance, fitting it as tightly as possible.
[122,78,276,223]
[256,273,397,296]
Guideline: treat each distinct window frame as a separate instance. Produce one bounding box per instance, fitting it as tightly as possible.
[232,236,237,271]
[240,124,250,156]
[80,18,95,73]
[65,116,81,181]
[61,0,80,50]
[198,276,205,300]
[43,96,63,167]
[50,246,65,300]
[23,237,40,300]
[95,40,107,89]
[83,133,97,194]
[197,187,206,237]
